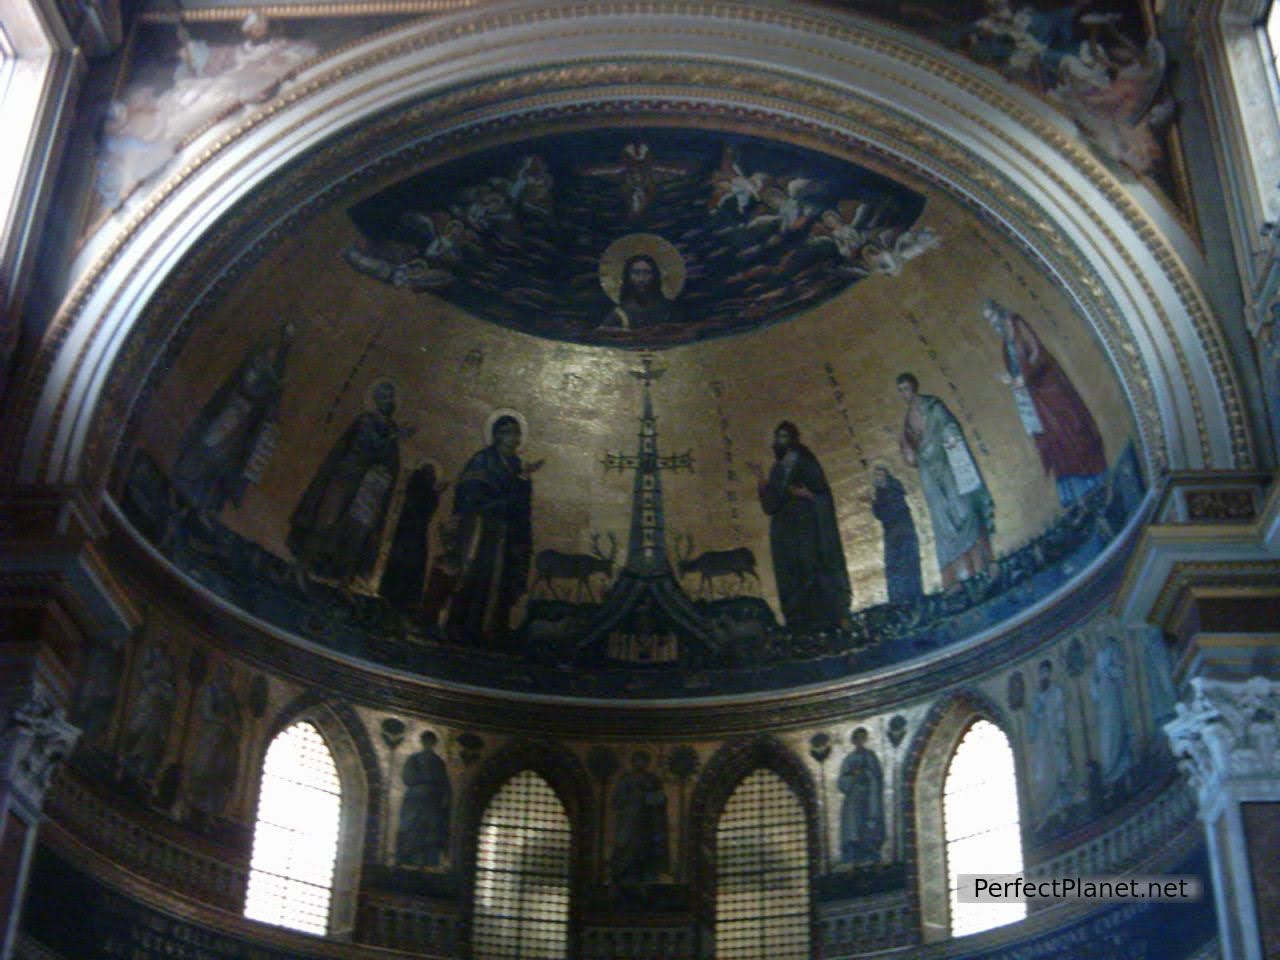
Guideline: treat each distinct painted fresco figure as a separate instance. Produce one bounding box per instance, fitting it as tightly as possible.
[171,322,294,522]
[187,663,242,817]
[837,727,885,865]
[611,751,668,884]
[749,421,851,632]
[395,730,452,867]
[1089,636,1133,789]
[599,255,677,330]
[866,464,923,605]
[120,644,177,785]
[983,299,1106,507]
[379,463,450,612]
[896,373,995,587]
[288,380,411,587]
[1140,627,1179,728]
[443,416,542,642]
[1027,659,1076,831]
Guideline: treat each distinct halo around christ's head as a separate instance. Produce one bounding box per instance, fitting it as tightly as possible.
[599,233,686,304]
[484,408,529,446]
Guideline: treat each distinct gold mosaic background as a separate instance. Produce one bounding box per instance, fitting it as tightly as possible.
[133,170,1135,617]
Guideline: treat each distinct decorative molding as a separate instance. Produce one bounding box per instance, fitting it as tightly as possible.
[1164,676,1280,808]
[0,689,80,810]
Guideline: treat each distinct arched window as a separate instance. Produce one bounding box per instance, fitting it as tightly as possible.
[244,722,342,935]
[943,719,1025,937]
[473,770,571,959]
[715,768,811,959]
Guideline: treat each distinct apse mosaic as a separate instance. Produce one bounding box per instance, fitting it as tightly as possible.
[115,118,1145,698]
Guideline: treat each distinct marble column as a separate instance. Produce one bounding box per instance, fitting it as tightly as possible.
[1165,677,1280,960]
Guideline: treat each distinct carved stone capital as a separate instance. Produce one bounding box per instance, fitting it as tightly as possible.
[0,690,80,810]
[1164,676,1280,809]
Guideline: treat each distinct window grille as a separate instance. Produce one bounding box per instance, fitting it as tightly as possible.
[715,768,811,959]
[473,770,571,959]
[943,719,1025,936]
[244,722,341,935]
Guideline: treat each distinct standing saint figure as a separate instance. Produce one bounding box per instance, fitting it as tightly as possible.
[896,373,995,587]
[395,730,452,867]
[1140,627,1179,729]
[983,299,1106,506]
[865,464,923,605]
[443,415,542,643]
[379,463,450,612]
[288,380,412,586]
[749,421,851,632]
[611,751,669,883]
[120,643,176,785]
[1089,636,1133,790]
[187,663,242,817]
[1027,659,1076,832]
[172,321,294,522]
[599,255,678,330]
[837,727,885,865]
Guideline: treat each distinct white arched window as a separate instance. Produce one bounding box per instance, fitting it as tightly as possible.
[943,720,1025,937]
[473,770,571,959]
[244,722,342,935]
[715,768,811,959]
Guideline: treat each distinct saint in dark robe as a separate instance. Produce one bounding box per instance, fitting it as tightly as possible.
[187,663,242,817]
[120,643,176,785]
[379,463,447,611]
[753,421,851,631]
[599,255,679,330]
[443,416,538,642]
[984,299,1106,506]
[838,727,885,865]
[611,751,668,883]
[288,381,407,585]
[172,322,294,518]
[395,730,452,867]
[869,465,923,604]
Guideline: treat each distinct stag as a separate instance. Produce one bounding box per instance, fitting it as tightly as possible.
[532,533,618,602]
[673,534,759,598]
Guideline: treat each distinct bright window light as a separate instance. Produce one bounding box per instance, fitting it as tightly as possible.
[1268,2,1280,77]
[473,770,570,960]
[244,722,341,935]
[944,720,1025,937]
[715,768,810,959]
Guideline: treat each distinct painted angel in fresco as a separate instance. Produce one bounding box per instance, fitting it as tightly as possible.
[837,727,885,865]
[345,210,480,291]
[708,145,769,215]
[1049,18,1174,175]
[96,14,316,208]
[983,299,1105,507]
[969,0,1084,88]
[580,142,693,220]
[749,421,851,632]
[287,380,413,588]
[896,373,995,587]
[490,154,555,218]
[439,416,542,644]
[170,321,294,526]
[808,200,940,278]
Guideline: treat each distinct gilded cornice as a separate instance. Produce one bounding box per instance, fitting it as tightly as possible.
[8,1,1249,487]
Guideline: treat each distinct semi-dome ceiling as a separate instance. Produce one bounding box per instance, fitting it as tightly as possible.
[109,98,1146,698]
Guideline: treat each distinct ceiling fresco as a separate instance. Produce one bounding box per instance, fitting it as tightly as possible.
[342,130,932,347]
[114,120,1145,699]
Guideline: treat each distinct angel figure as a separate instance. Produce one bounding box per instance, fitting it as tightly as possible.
[709,146,770,215]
